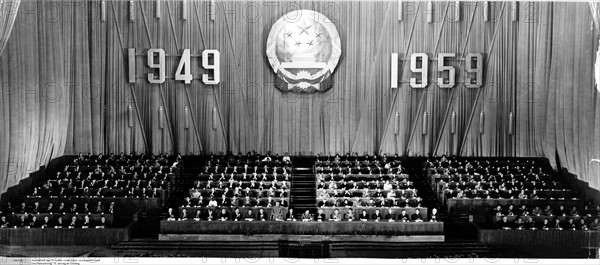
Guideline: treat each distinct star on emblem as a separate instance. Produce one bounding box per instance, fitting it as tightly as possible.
[297,24,312,35]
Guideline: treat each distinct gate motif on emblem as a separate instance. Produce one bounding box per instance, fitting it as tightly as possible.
[266,10,342,93]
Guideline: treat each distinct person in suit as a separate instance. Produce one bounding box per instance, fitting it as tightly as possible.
[97,216,109,228]
[576,219,588,230]
[286,208,296,222]
[398,210,410,222]
[330,208,341,222]
[45,203,55,214]
[82,215,92,228]
[54,217,65,229]
[218,208,230,221]
[232,208,243,221]
[497,216,513,229]
[69,203,78,214]
[316,208,326,222]
[566,218,577,230]
[569,206,580,217]
[68,216,79,228]
[205,209,215,221]
[257,208,267,221]
[301,210,312,222]
[166,208,176,221]
[555,205,566,217]
[318,199,329,208]
[32,202,40,214]
[359,210,369,221]
[552,218,564,230]
[29,216,40,228]
[0,216,10,228]
[94,202,104,214]
[244,209,255,221]
[40,216,51,229]
[384,208,396,222]
[429,208,438,222]
[180,209,190,220]
[344,208,355,221]
[17,215,27,227]
[18,202,27,214]
[243,196,255,207]
[270,201,284,221]
[371,209,382,222]
[589,218,599,230]
[537,218,550,230]
[207,197,218,207]
[411,209,423,222]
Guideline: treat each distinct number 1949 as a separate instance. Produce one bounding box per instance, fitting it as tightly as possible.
[128,48,220,85]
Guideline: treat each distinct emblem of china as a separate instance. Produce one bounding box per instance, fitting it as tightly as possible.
[266,10,342,92]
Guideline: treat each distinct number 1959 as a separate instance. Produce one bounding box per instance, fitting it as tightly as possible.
[128,48,220,85]
[390,53,484,89]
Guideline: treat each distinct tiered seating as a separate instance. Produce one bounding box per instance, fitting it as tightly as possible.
[1,153,180,228]
[425,156,600,233]
[315,154,431,222]
[168,153,292,221]
[427,157,577,203]
[490,204,600,230]
[35,153,178,198]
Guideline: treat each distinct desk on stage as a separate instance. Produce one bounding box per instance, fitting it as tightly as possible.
[477,228,600,248]
[159,219,445,242]
[0,226,131,245]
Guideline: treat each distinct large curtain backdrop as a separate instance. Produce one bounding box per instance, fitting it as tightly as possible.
[0,0,19,55]
[0,1,599,193]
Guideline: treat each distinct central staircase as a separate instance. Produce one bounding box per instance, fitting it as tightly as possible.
[289,157,317,214]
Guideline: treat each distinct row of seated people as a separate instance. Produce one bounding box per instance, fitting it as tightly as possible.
[431,171,554,185]
[315,207,433,221]
[428,157,575,201]
[29,156,178,199]
[37,178,168,194]
[318,197,422,208]
[188,187,289,200]
[495,215,600,230]
[318,179,414,190]
[194,172,290,182]
[182,195,289,207]
[202,153,293,172]
[62,164,173,175]
[316,165,405,175]
[0,213,112,228]
[443,187,577,200]
[317,173,409,182]
[72,152,180,168]
[427,157,548,176]
[429,159,555,185]
[442,177,565,192]
[2,201,116,215]
[167,206,437,222]
[315,153,403,167]
[31,186,163,199]
[202,165,292,175]
[491,204,600,218]
[317,188,417,200]
[195,179,290,190]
